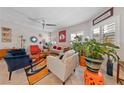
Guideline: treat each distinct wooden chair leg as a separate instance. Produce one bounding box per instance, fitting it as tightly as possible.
[117,63,120,83]
[63,82,65,85]
[9,71,12,80]
[30,64,33,72]
[48,69,51,72]
[74,69,75,72]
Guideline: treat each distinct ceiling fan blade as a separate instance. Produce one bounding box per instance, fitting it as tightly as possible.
[46,24,57,26]
[42,19,45,23]
[28,17,37,22]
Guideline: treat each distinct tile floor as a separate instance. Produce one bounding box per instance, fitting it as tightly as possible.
[0,59,121,85]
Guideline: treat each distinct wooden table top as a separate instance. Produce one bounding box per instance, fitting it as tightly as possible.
[119,61,124,68]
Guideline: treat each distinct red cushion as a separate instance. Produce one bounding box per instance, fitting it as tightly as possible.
[53,45,57,49]
[57,47,62,50]
[30,45,41,54]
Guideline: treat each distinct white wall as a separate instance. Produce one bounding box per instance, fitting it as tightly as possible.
[91,7,124,60]
[51,7,124,61]
[0,18,49,50]
[2,7,122,60]
[51,21,91,47]
[114,7,124,61]
[0,8,49,50]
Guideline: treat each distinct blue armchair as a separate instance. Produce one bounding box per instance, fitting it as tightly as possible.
[4,49,33,80]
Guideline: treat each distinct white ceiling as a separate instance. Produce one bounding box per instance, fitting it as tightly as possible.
[0,7,107,32]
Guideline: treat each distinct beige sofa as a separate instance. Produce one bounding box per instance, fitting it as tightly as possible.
[47,50,79,84]
[49,45,64,55]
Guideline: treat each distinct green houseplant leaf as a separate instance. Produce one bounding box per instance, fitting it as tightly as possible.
[71,38,120,62]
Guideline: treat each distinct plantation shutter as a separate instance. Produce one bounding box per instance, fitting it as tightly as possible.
[103,23,116,44]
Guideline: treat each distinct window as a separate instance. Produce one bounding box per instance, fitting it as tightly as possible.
[71,34,77,41]
[93,27,101,42]
[70,32,84,41]
[103,23,115,44]
[93,22,116,44]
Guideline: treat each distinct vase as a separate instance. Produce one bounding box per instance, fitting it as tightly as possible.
[85,57,103,73]
[106,58,113,76]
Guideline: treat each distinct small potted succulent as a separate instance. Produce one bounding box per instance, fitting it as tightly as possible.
[82,39,120,72]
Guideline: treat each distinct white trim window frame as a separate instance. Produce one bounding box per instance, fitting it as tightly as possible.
[91,15,120,46]
[70,32,84,41]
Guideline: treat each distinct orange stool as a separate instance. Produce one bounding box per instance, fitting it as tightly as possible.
[84,69,104,85]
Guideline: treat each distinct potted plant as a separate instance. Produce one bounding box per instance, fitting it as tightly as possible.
[82,39,119,73]
[71,35,86,66]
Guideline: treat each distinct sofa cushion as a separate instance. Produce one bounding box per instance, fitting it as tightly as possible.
[8,49,26,56]
[62,50,75,62]
[5,53,12,57]
[30,45,41,54]
[50,45,64,55]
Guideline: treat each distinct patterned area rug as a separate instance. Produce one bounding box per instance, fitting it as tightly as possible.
[25,58,50,85]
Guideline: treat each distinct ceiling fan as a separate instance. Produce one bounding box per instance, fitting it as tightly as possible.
[28,17,57,29]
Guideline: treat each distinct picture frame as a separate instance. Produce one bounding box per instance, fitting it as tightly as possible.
[59,30,66,42]
[1,27,12,42]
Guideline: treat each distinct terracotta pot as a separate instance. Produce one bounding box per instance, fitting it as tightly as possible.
[79,55,86,66]
[85,57,103,73]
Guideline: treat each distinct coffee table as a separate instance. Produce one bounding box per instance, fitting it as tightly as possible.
[27,53,47,75]
[31,53,47,62]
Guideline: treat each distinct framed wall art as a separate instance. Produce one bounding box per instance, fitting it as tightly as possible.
[1,27,12,42]
[59,30,66,42]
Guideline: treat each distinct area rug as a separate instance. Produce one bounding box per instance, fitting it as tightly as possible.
[25,58,50,85]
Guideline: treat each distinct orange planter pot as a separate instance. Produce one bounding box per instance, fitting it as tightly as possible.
[79,56,86,66]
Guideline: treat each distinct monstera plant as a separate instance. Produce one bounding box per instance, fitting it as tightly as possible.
[81,39,120,72]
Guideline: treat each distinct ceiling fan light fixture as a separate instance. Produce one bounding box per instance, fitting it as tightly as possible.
[28,17,57,29]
